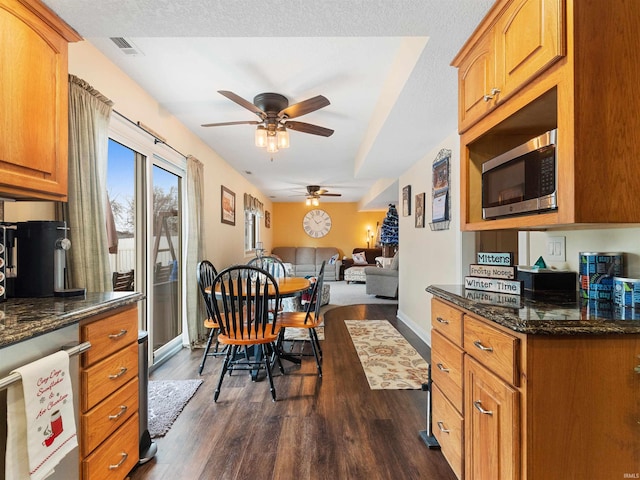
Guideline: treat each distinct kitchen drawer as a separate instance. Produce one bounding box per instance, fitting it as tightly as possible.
[81,342,138,411]
[81,306,138,367]
[431,298,463,346]
[431,329,464,414]
[82,413,139,480]
[81,377,139,457]
[433,383,464,480]
[464,315,519,386]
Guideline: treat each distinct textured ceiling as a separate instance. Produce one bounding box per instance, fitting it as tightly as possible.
[43,0,493,208]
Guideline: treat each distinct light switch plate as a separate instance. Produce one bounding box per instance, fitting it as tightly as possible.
[547,236,565,261]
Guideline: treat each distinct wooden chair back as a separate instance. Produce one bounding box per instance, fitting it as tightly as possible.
[112,269,135,291]
[304,260,326,324]
[196,260,218,319]
[247,255,288,278]
[212,265,280,341]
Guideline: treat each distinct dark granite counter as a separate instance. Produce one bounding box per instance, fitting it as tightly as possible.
[426,285,640,335]
[0,292,144,348]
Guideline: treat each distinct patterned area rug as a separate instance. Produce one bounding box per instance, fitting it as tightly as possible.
[344,320,429,389]
[283,325,324,341]
[148,379,203,438]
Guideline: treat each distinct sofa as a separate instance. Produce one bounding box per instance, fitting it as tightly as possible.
[365,252,399,298]
[271,246,341,281]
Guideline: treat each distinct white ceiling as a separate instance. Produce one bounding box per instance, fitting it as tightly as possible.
[43,0,493,209]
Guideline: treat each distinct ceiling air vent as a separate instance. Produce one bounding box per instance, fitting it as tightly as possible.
[110,37,143,56]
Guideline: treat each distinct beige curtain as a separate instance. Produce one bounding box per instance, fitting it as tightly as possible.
[58,75,113,292]
[185,155,206,347]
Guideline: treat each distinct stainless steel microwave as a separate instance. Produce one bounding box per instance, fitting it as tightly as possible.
[482,129,557,220]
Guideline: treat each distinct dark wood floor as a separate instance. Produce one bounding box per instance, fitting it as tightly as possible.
[129,304,457,480]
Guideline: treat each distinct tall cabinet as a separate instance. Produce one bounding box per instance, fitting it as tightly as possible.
[0,0,81,201]
[452,0,640,231]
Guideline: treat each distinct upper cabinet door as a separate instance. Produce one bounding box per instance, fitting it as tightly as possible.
[0,0,80,201]
[495,0,565,99]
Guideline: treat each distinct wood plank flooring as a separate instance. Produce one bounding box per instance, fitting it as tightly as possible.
[129,304,457,480]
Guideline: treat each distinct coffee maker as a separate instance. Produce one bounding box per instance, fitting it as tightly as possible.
[1,220,84,298]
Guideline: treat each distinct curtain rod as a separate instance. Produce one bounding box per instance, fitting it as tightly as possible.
[113,109,187,159]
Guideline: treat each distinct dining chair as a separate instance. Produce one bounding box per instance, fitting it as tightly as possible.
[277,260,326,376]
[196,260,225,375]
[247,255,288,278]
[211,265,284,402]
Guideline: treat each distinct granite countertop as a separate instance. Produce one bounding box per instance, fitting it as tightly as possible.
[0,291,145,348]
[426,285,640,335]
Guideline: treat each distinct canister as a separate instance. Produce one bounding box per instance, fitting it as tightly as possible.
[579,252,624,301]
[613,276,640,308]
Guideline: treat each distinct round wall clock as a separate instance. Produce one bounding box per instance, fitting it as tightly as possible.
[303,209,332,238]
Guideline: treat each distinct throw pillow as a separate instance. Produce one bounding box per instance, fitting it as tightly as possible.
[352,251,367,265]
[328,253,339,265]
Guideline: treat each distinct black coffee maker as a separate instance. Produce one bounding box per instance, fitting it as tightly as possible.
[5,220,84,298]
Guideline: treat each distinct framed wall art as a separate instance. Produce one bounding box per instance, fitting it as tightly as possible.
[265,210,271,228]
[430,148,451,230]
[415,192,425,228]
[221,186,236,226]
[402,185,411,216]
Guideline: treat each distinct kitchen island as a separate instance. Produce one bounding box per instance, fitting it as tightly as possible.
[426,285,639,480]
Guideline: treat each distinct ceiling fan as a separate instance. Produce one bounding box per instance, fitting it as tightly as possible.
[202,91,334,152]
[304,185,341,205]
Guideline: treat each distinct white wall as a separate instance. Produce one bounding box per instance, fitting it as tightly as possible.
[397,132,475,345]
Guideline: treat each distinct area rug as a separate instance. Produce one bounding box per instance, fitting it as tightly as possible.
[344,320,429,389]
[148,379,203,438]
[283,325,324,341]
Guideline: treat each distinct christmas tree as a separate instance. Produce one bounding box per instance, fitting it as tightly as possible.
[380,204,399,246]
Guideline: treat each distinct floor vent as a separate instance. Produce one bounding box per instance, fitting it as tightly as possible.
[110,37,143,56]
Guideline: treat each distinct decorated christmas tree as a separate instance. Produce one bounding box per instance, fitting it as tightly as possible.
[380,204,399,248]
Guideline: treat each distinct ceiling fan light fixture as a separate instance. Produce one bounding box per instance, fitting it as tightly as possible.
[305,197,311,206]
[276,126,290,148]
[312,197,319,206]
[255,125,267,147]
[266,131,279,153]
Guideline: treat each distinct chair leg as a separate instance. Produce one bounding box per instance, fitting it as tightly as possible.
[310,328,322,360]
[263,344,277,401]
[308,330,322,377]
[214,345,233,402]
[198,328,216,375]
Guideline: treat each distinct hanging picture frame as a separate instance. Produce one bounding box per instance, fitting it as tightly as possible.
[265,210,271,228]
[415,192,425,228]
[221,186,235,226]
[402,185,411,216]
[430,149,451,230]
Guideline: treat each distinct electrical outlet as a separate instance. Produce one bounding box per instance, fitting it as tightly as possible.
[547,236,565,261]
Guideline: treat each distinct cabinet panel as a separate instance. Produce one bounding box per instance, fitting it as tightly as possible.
[458,31,495,131]
[431,298,464,346]
[464,314,519,386]
[465,356,519,480]
[81,306,138,367]
[0,0,80,200]
[495,0,565,99]
[432,384,464,480]
[431,330,464,413]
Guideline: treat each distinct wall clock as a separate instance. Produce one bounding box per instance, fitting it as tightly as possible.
[303,209,332,238]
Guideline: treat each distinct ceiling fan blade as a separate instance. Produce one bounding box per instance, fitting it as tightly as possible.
[279,95,330,119]
[218,90,266,119]
[285,121,334,137]
[201,120,260,127]
[319,193,342,197]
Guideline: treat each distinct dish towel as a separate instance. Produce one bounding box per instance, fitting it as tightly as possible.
[5,350,78,480]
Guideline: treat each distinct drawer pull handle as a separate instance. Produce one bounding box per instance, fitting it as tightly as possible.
[437,421,450,434]
[108,405,128,420]
[473,400,493,416]
[436,363,450,373]
[473,340,493,352]
[109,452,128,470]
[436,316,449,325]
[108,329,128,339]
[108,367,128,379]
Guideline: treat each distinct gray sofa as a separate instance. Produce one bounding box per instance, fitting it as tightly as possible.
[271,246,341,281]
[364,252,399,298]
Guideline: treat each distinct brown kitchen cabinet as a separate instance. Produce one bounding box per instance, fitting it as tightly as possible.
[80,305,139,480]
[452,0,640,230]
[0,0,80,201]
[454,0,564,133]
[430,297,640,479]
